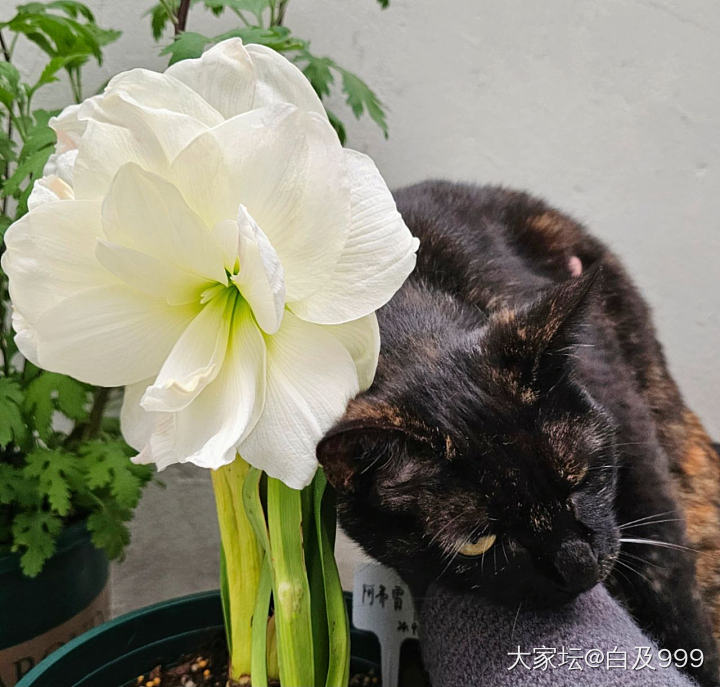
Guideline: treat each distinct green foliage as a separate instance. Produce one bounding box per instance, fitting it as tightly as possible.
[24,370,91,440]
[150,0,390,143]
[0,377,27,447]
[0,433,153,576]
[339,68,387,137]
[11,510,62,576]
[160,25,304,65]
[82,440,150,509]
[0,2,148,578]
[2,1,120,103]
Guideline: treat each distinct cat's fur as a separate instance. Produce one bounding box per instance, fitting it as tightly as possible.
[317,182,720,686]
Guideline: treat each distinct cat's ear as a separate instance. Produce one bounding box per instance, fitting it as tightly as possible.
[484,265,602,376]
[317,400,440,493]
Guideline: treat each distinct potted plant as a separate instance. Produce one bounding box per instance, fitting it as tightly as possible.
[0,4,156,684]
[3,1,414,685]
[15,590,385,686]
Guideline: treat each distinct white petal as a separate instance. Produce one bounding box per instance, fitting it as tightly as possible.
[165,39,324,119]
[171,106,349,302]
[27,174,74,210]
[230,205,285,334]
[238,310,359,489]
[1,200,111,331]
[165,38,256,119]
[11,310,39,364]
[168,104,293,225]
[72,118,168,200]
[289,149,419,324]
[141,290,234,412]
[42,149,77,187]
[101,163,227,284]
[323,314,380,392]
[94,240,207,306]
[121,379,155,452]
[105,69,223,126]
[245,43,326,116]
[33,285,199,387]
[137,301,266,470]
[50,101,89,153]
[80,86,211,159]
[72,73,217,200]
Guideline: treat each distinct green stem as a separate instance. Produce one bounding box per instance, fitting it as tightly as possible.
[266,477,315,686]
[268,0,277,25]
[0,30,10,62]
[314,470,350,686]
[276,0,290,26]
[212,458,262,681]
[231,8,253,27]
[174,0,191,34]
[250,556,272,687]
[1,30,14,218]
[84,387,109,439]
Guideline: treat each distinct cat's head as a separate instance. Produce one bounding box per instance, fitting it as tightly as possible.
[317,268,620,605]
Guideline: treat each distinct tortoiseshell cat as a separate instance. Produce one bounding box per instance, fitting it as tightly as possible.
[317,182,720,686]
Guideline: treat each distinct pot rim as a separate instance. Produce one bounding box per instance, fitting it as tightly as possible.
[17,590,382,687]
[16,590,220,687]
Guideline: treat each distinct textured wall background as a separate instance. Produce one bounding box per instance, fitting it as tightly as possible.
[10,0,720,612]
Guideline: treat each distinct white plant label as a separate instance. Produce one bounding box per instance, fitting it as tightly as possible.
[352,561,419,687]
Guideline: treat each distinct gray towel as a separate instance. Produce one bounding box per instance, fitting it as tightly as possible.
[419,583,696,686]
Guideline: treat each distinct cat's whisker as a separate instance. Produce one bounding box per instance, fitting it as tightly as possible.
[438,548,462,578]
[467,521,490,538]
[427,510,469,547]
[544,365,571,395]
[614,557,653,585]
[621,550,664,570]
[620,537,696,553]
[619,518,683,531]
[610,564,632,588]
[617,510,677,529]
[359,452,392,475]
[510,601,523,639]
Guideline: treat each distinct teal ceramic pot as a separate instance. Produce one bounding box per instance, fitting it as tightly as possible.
[0,521,109,686]
[16,590,380,687]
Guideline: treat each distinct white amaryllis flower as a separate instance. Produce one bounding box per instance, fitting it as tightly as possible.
[2,39,418,489]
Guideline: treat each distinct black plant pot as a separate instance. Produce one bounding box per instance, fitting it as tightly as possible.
[16,590,380,687]
[1,521,109,686]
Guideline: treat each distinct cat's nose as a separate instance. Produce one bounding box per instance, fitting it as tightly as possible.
[552,539,599,594]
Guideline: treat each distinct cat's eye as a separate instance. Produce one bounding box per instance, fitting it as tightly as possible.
[457,534,496,557]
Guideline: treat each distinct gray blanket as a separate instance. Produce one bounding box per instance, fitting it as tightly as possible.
[419,583,696,686]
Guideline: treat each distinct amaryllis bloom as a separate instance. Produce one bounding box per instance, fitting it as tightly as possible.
[2,39,418,488]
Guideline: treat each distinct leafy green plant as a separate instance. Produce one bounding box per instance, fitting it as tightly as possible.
[147,0,390,143]
[0,2,152,577]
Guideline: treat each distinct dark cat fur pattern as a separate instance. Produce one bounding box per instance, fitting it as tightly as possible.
[317,181,720,686]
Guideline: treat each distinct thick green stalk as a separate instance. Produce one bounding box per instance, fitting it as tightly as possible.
[219,541,232,651]
[250,556,273,687]
[304,479,329,684]
[242,468,280,683]
[266,477,315,686]
[314,470,350,687]
[212,458,262,681]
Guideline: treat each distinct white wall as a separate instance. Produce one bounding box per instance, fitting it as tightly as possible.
[13,0,720,436]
